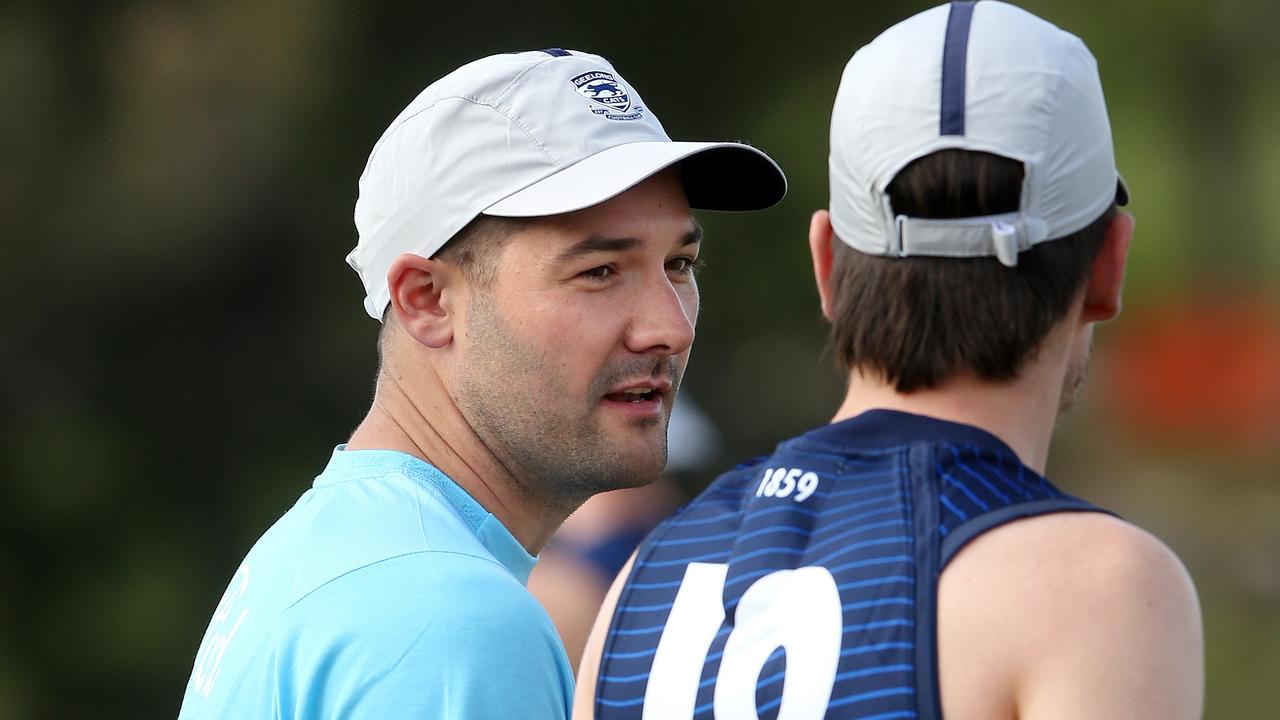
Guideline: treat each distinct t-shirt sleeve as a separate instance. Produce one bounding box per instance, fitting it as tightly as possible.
[275,552,574,720]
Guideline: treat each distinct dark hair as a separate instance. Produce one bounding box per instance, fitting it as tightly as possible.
[432,213,531,287]
[828,149,1114,392]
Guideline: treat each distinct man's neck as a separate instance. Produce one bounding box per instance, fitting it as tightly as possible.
[346,372,562,555]
[832,360,1066,475]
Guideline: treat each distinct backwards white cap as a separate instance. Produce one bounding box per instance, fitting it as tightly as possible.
[349,48,787,320]
[829,1,1127,267]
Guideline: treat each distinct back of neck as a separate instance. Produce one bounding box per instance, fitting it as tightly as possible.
[832,368,1061,474]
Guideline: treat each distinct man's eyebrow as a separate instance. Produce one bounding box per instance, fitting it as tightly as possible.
[553,237,641,265]
[682,223,705,247]
[552,223,704,264]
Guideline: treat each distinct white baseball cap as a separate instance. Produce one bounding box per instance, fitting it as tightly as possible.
[349,48,787,320]
[829,1,1128,267]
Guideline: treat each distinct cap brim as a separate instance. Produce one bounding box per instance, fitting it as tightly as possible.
[484,141,786,217]
[1116,174,1130,206]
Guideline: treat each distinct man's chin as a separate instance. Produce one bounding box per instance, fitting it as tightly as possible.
[577,410,670,488]
[595,443,668,492]
[597,468,662,494]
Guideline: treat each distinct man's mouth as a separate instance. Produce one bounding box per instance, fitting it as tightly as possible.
[603,387,662,404]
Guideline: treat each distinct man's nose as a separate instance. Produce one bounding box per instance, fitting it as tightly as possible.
[624,275,697,357]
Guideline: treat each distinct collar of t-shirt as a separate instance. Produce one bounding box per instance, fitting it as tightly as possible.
[317,445,538,585]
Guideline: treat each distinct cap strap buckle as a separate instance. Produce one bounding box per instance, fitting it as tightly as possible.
[896,211,1041,267]
[990,220,1021,267]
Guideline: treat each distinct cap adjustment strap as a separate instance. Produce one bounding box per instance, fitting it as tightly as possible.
[896,212,1040,267]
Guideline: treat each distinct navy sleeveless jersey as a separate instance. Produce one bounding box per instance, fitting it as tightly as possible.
[595,410,1109,720]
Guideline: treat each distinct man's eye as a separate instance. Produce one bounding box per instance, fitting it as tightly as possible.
[667,256,702,275]
[579,265,615,280]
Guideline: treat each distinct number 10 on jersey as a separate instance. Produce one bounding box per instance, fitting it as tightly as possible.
[641,562,842,719]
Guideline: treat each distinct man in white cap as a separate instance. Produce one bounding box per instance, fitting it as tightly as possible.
[577,3,1202,719]
[177,48,784,720]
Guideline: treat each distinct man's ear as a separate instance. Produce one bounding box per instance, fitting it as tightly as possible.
[1081,211,1134,324]
[386,253,461,349]
[809,210,837,320]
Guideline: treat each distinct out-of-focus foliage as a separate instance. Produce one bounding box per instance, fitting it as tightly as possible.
[1,1,1276,717]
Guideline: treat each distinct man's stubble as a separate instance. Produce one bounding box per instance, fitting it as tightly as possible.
[453,291,678,514]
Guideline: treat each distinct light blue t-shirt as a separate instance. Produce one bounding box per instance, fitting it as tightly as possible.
[178,447,574,719]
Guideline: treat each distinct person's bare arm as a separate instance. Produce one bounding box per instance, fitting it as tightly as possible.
[938,512,1203,720]
[572,552,637,720]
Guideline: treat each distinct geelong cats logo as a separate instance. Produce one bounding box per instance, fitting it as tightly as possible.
[570,71,644,121]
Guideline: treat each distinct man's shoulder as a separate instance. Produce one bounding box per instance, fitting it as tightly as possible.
[260,468,493,599]
[279,545,547,652]
[642,431,897,545]
[264,552,570,718]
[280,552,566,680]
[654,457,770,522]
[292,547,533,614]
[938,511,1202,718]
[682,439,840,509]
[941,511,1195,609]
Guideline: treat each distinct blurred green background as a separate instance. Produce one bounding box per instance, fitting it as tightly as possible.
[2,0,1278,717]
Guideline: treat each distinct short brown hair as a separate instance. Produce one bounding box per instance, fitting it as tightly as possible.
[828,150,1114,392]
[432,214,531,288]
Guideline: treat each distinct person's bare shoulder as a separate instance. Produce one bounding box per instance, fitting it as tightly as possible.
[938,511,1203,720]
[573,552,636,720]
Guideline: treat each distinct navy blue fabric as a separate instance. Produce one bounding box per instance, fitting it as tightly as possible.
[539,47,571,57]
[595,410,1110,719]
[940,1,978,136]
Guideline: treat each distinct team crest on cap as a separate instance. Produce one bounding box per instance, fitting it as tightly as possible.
[570,71,644,121]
